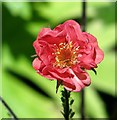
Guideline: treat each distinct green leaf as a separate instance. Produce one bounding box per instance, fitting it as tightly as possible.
[88,52,115,96]
[85,86,108,118]
[4,2,31,20]
[70,99,74,105]
[34,2,82,23]
[25,22,48,36]
[2,71,62,118]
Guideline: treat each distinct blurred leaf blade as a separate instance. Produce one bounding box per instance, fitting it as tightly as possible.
[4,2,32,20]
[85,86,108,118]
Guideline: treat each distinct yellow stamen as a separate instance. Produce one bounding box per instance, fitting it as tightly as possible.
[54,42,79,68]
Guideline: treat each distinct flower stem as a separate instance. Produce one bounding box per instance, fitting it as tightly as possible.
[0,96,18,120]
[64,88,70,120]
[61,88,70,120]
[61,88,75,120]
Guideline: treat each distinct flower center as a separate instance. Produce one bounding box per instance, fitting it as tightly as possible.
[54,42,79,68]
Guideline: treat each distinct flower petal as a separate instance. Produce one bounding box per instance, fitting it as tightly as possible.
[62,81,76,91]
[82,32,104,64]
[48,67,74,85]
[78,47,97,69]
[38,28,66,45]
[32,20,104,92]
[32,57,42,71]
[33,39,40,55]
[38,28,52,38]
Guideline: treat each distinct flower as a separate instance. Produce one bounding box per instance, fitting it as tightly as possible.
[32,20,104,92]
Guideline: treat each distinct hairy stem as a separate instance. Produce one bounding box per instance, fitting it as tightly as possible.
[64,88,70,120]
[61,88,74,120]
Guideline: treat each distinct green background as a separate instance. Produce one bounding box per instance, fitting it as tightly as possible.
[1,1,116,119]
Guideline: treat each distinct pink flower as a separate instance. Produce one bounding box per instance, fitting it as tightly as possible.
[32,20,104,92]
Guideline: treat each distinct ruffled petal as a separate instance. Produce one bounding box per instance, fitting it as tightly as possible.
[33,39,40,56]
[32,58,42,71]
[38,28,66,45]
[32,20,104,92]
[48,67,74,85]
[82,32,104,64]
[78,47,97,69]
[38,28,52,38]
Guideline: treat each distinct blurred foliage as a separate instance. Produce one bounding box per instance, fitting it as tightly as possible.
[1,1,116,119]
